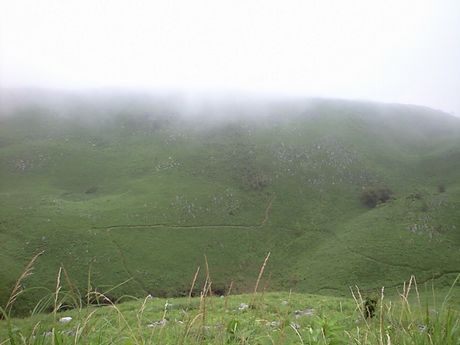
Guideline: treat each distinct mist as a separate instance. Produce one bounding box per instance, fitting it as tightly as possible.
[1,0,460,115]
[0,88,310,126]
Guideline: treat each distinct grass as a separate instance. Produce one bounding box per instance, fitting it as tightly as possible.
[0,257,459,344]
[1,96,460,316]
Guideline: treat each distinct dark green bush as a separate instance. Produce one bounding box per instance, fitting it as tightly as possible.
[361,187,393,208]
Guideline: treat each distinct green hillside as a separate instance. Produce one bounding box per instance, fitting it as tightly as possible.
[1,96,459,315]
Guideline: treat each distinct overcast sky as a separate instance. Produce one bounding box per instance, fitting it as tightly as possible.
[1,0,459,114]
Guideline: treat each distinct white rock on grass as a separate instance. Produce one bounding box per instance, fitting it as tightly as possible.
[290,322,301,330]
[418,324,428,333]
[147,319,168,328]
[269,321,281,328]
[59,316,72,324]
[294,308,314,318]
[238,303,249,311]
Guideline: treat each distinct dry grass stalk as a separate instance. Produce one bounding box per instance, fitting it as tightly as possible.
[182,312,204,342]
[350,285,370,329]
[61,264,82,310]
[199,276,211,337]
[411,275,421,308]
[204,255,212,297]
[137,294,152,330]
[73,309,98,343]
[254,252,271,295]
[91,290,142,345]
[53,266,63,319]
[290,322,305,345]
[86,261,93,306]
[188,266,200,302]
[379,286,385,345]
[441,273,460,311]
[398,276,414,322]
[224,280,233,310]
[196,256,215,341]
[5,250,44,314]
[251,251,271,307]
[386,333,392,345]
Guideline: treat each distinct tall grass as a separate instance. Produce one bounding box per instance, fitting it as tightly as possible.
[1,255,459,345]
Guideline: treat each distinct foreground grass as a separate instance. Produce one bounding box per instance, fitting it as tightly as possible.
[1,281,459,345]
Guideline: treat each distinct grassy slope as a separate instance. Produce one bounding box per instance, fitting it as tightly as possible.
[1,288,459,344]
[0,98,459,315]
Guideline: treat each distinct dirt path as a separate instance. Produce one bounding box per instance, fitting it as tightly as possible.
[307,228,460,293]
[98,194,275,293]
[93,194,276,231]
[260,194,275,226]
[111,238,149,294]
[321,227,433,272]
[381,270,460,290]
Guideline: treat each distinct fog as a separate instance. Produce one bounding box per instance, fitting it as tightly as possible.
[0,88,310,124]
[1,0,459,115]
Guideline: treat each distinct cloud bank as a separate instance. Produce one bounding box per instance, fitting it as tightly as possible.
[1,0,459,114]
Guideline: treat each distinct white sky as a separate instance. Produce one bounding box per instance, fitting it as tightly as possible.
[1,0,459,114]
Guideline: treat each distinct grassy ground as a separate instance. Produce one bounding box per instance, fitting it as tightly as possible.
[1,274,459,344]
[1,97,460,315]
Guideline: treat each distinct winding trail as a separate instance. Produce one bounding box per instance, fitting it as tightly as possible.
[279,226,459,294]
[111,239,149,294]
[100,194,275,293]
[379,270,460,291]
[280,226,433,273]
[94,193,458,295]
[92,194,275,231]
[260,194,275,226]
[319,227,433,272]
[310,270,460,295]
[309,228,460,293]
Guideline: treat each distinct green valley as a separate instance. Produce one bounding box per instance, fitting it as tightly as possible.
[1,96,459,317]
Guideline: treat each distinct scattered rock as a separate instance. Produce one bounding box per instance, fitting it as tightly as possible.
[59,316,72,324]
[418,324,428,333]
[238,303,249,311]
[147,319,168,328]
[290,322,301,330]
[269,321,281,328]
[294,308,314,318]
